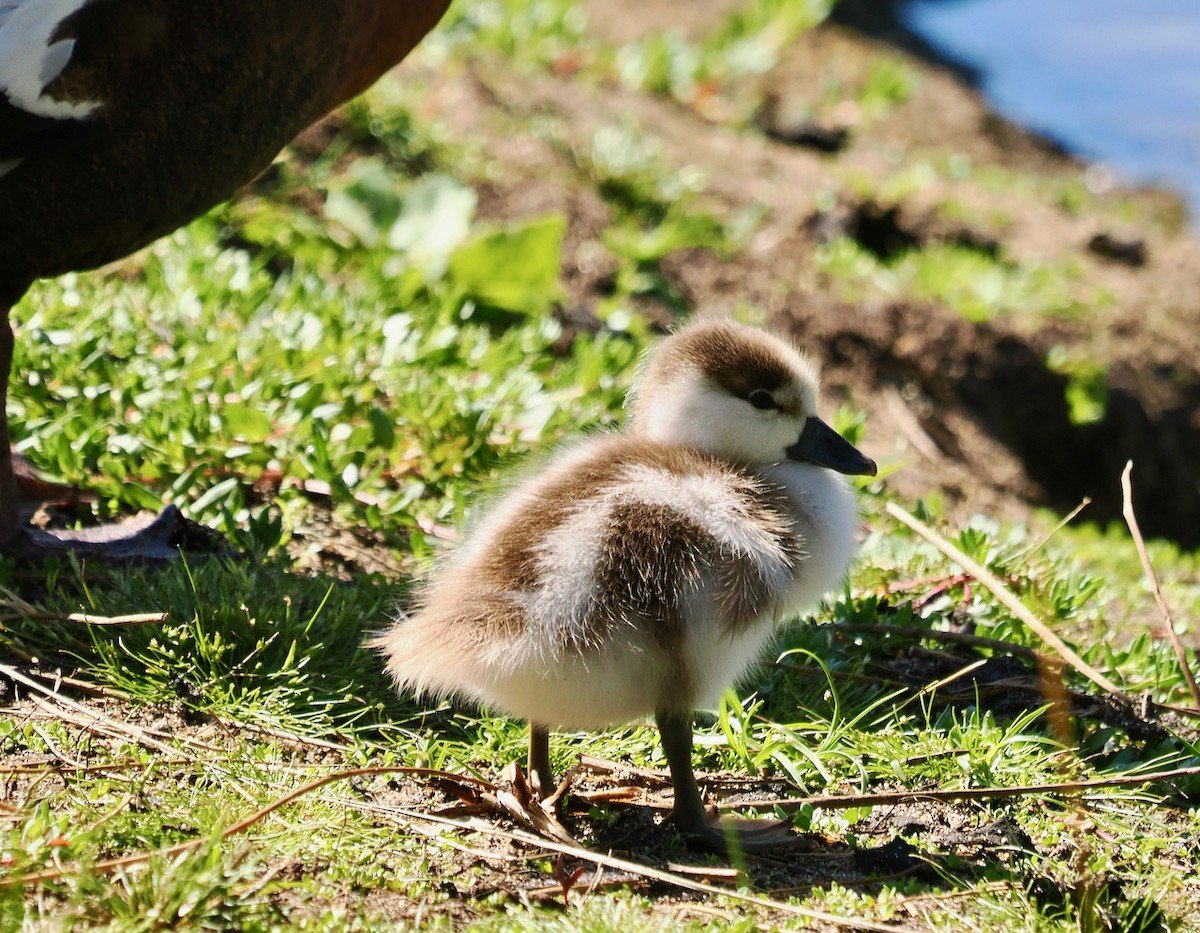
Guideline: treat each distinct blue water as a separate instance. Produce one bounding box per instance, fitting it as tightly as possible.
[900,0,1200,221]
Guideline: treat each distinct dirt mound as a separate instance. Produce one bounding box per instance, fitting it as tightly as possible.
[784,294,1200,545]
[416,15,1200,544]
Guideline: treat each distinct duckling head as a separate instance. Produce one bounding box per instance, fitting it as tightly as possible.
[628,319,877,476]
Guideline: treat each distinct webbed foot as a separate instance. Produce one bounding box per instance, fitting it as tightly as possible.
[675,809,799,853]
[1,505,229,562]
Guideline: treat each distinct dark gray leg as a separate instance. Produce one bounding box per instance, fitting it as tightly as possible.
[656,707,796,852]
[0,308,200,561]
[655,708,716,839]
[528,722,553,796]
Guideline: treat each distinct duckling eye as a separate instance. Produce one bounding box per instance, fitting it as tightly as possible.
[748,390,777,411]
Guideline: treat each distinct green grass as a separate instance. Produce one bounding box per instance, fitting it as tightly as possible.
[3,1,1199,930]
[617,0,832,102]
[814,236,1097,322]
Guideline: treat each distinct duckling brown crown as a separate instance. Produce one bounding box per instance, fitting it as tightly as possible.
[627,319,825,464]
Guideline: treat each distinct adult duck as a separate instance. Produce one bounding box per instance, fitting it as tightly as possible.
[0,0,451,556]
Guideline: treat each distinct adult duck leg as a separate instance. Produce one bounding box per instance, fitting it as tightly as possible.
[656,708,796,853]
[0,311,19,549]
[0,308,194,561]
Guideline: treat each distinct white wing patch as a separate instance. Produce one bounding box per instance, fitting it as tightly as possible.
[504,503,607,661]
[0,0,101,120]
[506,462,792,663]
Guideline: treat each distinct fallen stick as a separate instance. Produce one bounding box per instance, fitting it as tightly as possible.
[832,622,1042,661]
[718,764,1200,813]
[389,807,914,932]
[0,764,495,888]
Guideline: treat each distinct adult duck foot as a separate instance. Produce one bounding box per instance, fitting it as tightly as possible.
[1,505,231,563]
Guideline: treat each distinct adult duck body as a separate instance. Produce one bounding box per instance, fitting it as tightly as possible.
[0,0,450,555]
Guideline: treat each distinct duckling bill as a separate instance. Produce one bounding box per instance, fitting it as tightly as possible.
[375,319,876,851]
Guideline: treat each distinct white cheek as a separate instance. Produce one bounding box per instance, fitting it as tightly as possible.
[708,408,793,461]
[640,384,698,444]
[0,0,103,120]
[643,385,797,462]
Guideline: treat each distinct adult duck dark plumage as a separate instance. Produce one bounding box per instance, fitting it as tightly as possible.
[0,0,450,556]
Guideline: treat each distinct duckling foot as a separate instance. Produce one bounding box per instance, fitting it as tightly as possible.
[656,708,802,854]
[680,813,800,854]
[0,505,230,563]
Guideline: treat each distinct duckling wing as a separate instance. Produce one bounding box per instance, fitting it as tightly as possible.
[586,477,798,647]
[494,445,802,659]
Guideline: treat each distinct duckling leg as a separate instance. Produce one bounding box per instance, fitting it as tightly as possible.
[528,722,554,797]
[656,708,718,841]
[657,708,797,853]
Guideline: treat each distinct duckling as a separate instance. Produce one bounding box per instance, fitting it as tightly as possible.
[375,319,876,851]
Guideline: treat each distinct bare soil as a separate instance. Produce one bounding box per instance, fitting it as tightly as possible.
[414,10,1200,547]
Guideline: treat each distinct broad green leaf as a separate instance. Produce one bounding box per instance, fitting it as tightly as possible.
[448,213,565,316]
[323,157,405,247]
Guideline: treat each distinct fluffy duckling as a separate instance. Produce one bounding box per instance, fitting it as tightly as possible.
[375,319,876,850]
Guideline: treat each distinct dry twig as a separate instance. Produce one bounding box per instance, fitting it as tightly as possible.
[385,807,916,933]
[1121,461,1200,709]
[721,764,1200,814]
[833,622,1042,662]
[0,765,495,888]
